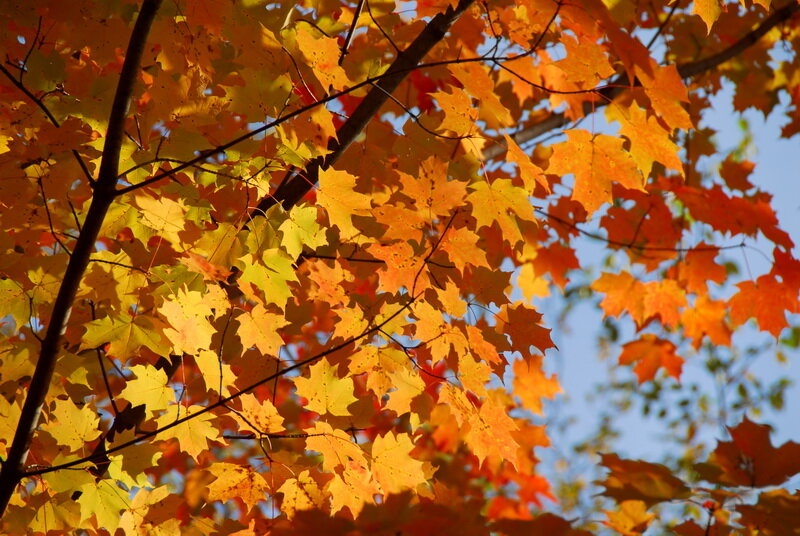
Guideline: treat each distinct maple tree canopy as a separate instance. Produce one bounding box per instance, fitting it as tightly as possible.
[1,0,800,534]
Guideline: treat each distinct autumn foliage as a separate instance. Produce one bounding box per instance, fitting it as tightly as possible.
[1,0,800,534]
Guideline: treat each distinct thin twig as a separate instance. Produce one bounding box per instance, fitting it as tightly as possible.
[339,0,367,65]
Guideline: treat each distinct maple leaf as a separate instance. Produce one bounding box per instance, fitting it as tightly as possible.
[107,428,164,488]
[467,179,536,246]
[278,470,325,519]
[548,130,643,215]
[81,314,171,360]
[512,355,561,415]
[696,418,800,487]
[457,351,491,397]
[327,461,380,517]
[677,244,726,294]
[600,453,691,506]
[468,392,521,469]
[207,463,270,511]
[635,62,692,130]
[29,500,80,534]
[592,272,646,327]
[233,393,285,436]
[3,0,800,532]
[371,432,427,495]
[237,248,299,310]
[603,500,655,536]
[618,335,684,383]
[316,168,372,239]
[348,345,424,414]
[413,301,470,363]
[278,205,327,258]
[159,287,215,355]
[433,87,478,136]
[367,241,427,294]
[399,156,467,217]
[294,359,357,416]
[41,399,101,452]
[439,225,490,273]
[496,303,555,357]
[156,405,221,462]
[236,303,289,356]
[0,279,33,330]
[451,63,513,129]
[77,480,129,532]
[295,27,350,91]
[719,156,755,191]
[135,194,187,245]
[729,275,799,337]
[641,280,687,329]
[692,0,723,33]
[607,101,683,176]
[119,364,174,413]
[737,489,800,536]
[195,349,236,396]
[118,486,181,536]
[681,296,731,348]
[504,134,549,192]
[305,421,368,473]
[439,384,521,469]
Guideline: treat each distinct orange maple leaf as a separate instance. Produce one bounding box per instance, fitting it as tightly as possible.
[698,418,800,487]
[618,335,683,383]
[548,130,643,215]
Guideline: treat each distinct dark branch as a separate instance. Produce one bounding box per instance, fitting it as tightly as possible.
[483,2,800,159]
[253,0,477,214]
[0,0,163,515]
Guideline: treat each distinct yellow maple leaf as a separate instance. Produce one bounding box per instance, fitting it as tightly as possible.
[156,404,221,462]
[328,462,380,516]
[195,349,236,396]
[236,303,289,356]
[278,470,325,519]
[295,27,350,91]
[512,355,561,415]
[278,204,327,258]
[77,480,128,531]
[548,129,643,216]
[316,168,372,239]
[466,179,536,245]
[41,399,101,451]
[233,393,285,436]
[294,359,357,416]
[433,86,478,136]
[207,463,270,511]
[305,421,367,473]
[135,195,187,245]
[398,156,467,218]
[119,364,174,413]
[160,287,214,355]
[692,0,722,34]
[371,432,427,495]
[607,101,683,176]
[81,314,171,360]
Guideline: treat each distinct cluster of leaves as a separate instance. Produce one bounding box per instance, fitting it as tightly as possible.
[0,0,799,534]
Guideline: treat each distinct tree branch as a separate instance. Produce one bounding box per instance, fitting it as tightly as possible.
[23,207,458,478]
[254,0,477,214]
[483,1,800,160]
[0,0,162,516]
[22,287,422,477]
[59,0,478,486]
[0,63,95,184]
